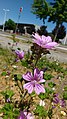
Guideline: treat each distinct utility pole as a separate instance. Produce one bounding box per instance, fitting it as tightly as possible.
[3,9,10,32]
[15,7,23,33]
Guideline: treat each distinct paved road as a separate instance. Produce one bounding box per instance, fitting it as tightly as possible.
[0,35,31,51]
[0,33,67,63]
[0,31,31,41]
[46,50,67,63]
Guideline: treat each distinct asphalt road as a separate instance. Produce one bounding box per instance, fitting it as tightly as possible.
[0,33,67,63]
[46,50,67,63]
[0,35,31,51]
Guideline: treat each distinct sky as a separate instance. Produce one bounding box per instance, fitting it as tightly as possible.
[0,0,67,32]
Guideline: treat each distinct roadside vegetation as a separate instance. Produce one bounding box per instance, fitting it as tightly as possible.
[0,33,67,119]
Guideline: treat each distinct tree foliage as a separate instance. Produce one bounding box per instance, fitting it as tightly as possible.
[32,0,67,24]
[49,0,67,24]
[32,0,67,40]
[32,0,50,23]
[37,25,48,36]
[52,25,66,40]
[5,19,16,30]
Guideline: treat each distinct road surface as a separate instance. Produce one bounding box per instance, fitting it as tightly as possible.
[0,33,67,63]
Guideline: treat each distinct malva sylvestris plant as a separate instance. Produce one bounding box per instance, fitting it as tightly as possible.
[26,33,58,68]
[23,68,45,95]
[1,33,66,119]
[14,34,59,118]
[32,33,58,49]
[15,50,24,60]
[52,93,66,108]
[17,111,34,119]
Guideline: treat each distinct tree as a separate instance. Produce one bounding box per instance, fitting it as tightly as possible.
[37,25,48,36]
[32,0,67,41]
[52,25,66,42]
[32,0,50,23]
[5,19,16,30]
[48,0,67,40]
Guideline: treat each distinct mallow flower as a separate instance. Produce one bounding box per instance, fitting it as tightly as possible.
[17,111,34,119]
[32,33,58,49]
[52,93,66,108]
[23,68,45,95]
[15,50,24,60]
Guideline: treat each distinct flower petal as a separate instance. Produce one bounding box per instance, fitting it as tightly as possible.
[41,35,52,44]
[46,36,52,43]
[39,71,44,79]
[32,33,41,41]
[53,97,59,104]
[15,50,19,55]
[15,50,24,59]
[19,51,24,59]
[23,72,33,81]
[32,33,58,50]
[34,68,40,77]
[27,113,34,119]
[33,39,41,46]
[34,84,45,95]
[34,68,44,80]
[44,42,57,49]
[39,79,45,83]
[17,111,26,119]
[23,82,33,94]
[60,99,66,107]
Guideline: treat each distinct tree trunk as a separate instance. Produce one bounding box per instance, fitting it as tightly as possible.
[54,24,60,41]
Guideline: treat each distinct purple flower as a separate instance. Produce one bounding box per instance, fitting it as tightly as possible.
[60,99,66,107]
[53,96,60,104]
[23,68,45,95]
[53,94,66,108]
[53,93,58,97]
[53,93,59,104]
[32,33,58,49]
[26,113,34,119]
[15,50,24,60]
[6,98,10,103]
[17,111,34,119]
[17,111,26,119]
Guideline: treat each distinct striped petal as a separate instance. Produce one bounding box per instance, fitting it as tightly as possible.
[23,82,33,94]
[23,72,33,81]
[34,84,45,95]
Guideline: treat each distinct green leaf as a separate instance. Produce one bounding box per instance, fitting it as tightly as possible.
[6,90,14,98]
[39,88,54,100]
[17,74,22,81]
[30,91,36,97]
[64,86,67,91]
[45,88,54,94]
[44,73,53,80]
[0,103,19,119]
[1,71,7,76]
[14,74,23,81]
[48,82,56,88]
[1,90,14,99]
[21,60,28,67]
[63,92,67,100]
[34,105,47,117]
[39,93,49,100]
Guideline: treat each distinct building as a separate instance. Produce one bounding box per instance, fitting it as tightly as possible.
[0,23,35,34]
[16,23,35,34]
